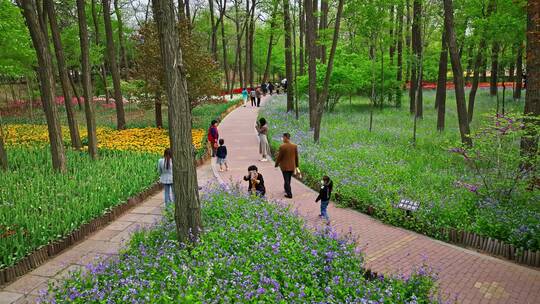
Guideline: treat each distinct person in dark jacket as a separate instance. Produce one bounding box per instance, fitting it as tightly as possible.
[267,82,274,95]
[243,165,266,197]
[315,176,333,222]
[216,139,228,172]
[207,120,219,157]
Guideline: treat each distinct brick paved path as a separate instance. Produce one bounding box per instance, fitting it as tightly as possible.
[0,163,215,304]
[214,95,540,304]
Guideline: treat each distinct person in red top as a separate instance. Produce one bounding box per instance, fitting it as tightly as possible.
[207,120,219,157]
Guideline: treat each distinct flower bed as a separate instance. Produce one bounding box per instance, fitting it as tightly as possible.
[39,186,438,303]
[261,94,539,255]
[4,124,205,154]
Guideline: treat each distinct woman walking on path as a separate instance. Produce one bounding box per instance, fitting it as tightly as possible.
[241,88,248,107]
[158,148,174,206]
[256,118,272,162]
[208,120,219,157]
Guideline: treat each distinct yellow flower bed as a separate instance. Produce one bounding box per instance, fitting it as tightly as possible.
[3,124,205,154]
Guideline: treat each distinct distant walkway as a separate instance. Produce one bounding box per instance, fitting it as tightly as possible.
[214,95,540,304]
[0,163,215,304]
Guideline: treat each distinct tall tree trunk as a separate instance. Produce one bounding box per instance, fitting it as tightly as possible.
[155,90,163,128]
[482,58,488,82]
[509,61,515,96]
[313,0,343,142]
[262,4,277,84]
[45,0,82,150]
[76,0,98,159]
[209,0,218,61]
[261,31,274,84]
[91,0,110,104]
[230,46,238,97]
[514,43,523,100]
[218,0,230,92]
[305,0,317,129]
[318,0,328,63]
[244,0,250,87]
[152,0,202,243]
[299,0,305,75]
[405,0,411,87]
[388,5,395,104]
[293,0,299,119]
[283,0,294,112]
[380,43,384,108]
[234,0,244,88]
[396,0,404,107]
[113,0,129,78]
[68,70,83,110]
[184,0,191,26]
[389,5,395,62]
[312,0,318,46]
[410,0,422,117]
[468,0,496,120]
[178,0,186,21]
[468,40,486,123]
[249,0,255,86]
[20,0,66,172]
[520,0,539,169]
[465,44,473,83]
[102,0,127,130]
[444,0,471,146]
[436,23,448,131]
[490,42,500,96]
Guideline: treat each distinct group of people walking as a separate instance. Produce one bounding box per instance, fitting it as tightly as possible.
[158,93,333,223]
[241,82,279,108]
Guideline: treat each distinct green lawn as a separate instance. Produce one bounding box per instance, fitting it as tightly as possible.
[261,89,539,251]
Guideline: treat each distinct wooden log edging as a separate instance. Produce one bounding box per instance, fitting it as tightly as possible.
[438,227,540,268]
[0,100,244,287]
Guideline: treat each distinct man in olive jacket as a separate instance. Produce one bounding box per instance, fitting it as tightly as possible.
[275,133,299,198]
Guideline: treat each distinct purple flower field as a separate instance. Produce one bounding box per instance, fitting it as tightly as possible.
[39,184,439,303]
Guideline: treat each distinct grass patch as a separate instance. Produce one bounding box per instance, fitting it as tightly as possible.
[0,147,158,268]
[261,90,539,251]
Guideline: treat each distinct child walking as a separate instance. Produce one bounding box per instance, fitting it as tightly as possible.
[315,176,333,222]
[216,139,229,172]
[158,148,174,207]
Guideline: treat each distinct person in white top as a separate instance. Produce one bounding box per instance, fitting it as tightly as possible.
[157,148,174,206]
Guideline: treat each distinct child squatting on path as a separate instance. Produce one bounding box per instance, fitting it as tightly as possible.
[243,165,266,197]
[158,148,174,207]
[315,176,333,222]
[216,139,229,172]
